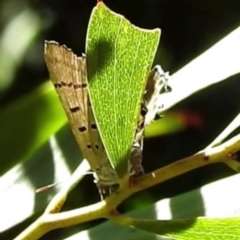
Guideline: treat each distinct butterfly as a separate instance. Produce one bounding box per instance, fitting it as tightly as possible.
[44,41,171,197]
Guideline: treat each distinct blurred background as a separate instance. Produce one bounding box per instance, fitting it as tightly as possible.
[1,0,240,239]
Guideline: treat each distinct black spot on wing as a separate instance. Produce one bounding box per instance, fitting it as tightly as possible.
[81,83,87,88]
[54,83,62,88]
[79,126,87,132]
[54,81,87,89]
[61,81,67,87]
[74,83,87,89]
[70,106,80,113]
[91,123,97,130]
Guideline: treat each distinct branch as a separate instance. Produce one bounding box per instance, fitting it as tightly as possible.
[15,133,240,240]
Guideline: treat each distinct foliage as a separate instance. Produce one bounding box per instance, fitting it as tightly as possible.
[1,1,240,240]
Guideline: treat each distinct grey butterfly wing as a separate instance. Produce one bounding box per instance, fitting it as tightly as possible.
[130,65,172,175]
[44,41,119,194]
[144,65,171,125]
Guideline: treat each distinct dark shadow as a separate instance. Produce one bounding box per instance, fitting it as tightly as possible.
[87,38,131,175]
[87,39,113,83]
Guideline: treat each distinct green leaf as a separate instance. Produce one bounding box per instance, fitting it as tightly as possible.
[0,82,67,175]
[86,3,160,177]
[127,217,240,239]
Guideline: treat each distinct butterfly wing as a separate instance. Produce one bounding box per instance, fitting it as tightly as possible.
[144,65,171,125]
[130,65,172,175]
[44,41,119,195]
